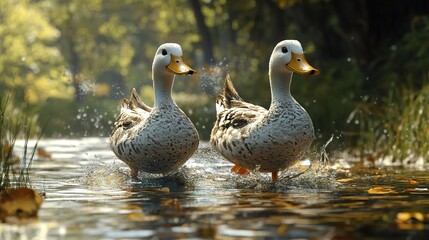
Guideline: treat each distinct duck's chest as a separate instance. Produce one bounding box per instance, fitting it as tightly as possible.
[250,103,314,145]
[142,107,198,140]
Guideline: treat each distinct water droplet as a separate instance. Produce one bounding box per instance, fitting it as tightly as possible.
[354,120,359,125]
[29,63,40,73]
[347,57,351,62]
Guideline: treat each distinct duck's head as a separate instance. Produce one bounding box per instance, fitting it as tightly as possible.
[269,40,319,75]
[152,43,196,76]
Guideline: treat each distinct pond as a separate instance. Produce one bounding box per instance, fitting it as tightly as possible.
[1,138,429,239]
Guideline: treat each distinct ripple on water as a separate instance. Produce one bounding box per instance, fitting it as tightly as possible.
[7,138,429,239]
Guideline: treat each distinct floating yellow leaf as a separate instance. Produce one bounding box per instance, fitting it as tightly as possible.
[37,147,52,158]
[337,178,354,183]
[396,212,425,230]
[408,179,419,185]
[125,204,160,222]
[396,212,424,223]
[0,188,43,220]
[367,186,397,194]
[277,224,288,234]
[2,144,21,165]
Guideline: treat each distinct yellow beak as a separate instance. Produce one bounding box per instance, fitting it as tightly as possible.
[286,52,319,75]
[167,54,197,75]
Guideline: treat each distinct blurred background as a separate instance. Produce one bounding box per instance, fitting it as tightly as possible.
[1,0,428,160]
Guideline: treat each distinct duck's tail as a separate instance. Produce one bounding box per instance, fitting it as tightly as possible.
[223,74,242,102]
[129,88,152,112]
[114,89,151,132]
[216,74,243,112]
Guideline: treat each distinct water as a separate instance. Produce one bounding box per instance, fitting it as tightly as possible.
[2,138,429,239]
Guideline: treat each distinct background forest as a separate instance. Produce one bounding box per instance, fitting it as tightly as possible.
[1,0,428,162]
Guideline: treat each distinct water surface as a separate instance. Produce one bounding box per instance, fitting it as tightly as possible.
[2,138,428,239]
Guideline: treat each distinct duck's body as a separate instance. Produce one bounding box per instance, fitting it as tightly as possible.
[110,43,199,178]
[210,40,319,182]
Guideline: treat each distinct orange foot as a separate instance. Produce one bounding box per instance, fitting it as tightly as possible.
[130,167,139,179]
[272,171,278,183]
[230,164,250,175]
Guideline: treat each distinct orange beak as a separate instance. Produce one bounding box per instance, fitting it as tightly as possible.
[167,54,197,75]
[286,52,319,75]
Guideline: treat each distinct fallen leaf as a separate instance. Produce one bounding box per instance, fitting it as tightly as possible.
[396,212,425,230]
[277,224,288,234]
[0,188,43,220]
[2,144,21,165]
[337,178,354,183]
[396,212,424,223]
[367,186,397,194]
[408,179,419,185]
[37,147,52,158]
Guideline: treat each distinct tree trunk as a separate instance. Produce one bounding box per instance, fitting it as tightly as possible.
[64,9,83,102]
[189,0,215,64]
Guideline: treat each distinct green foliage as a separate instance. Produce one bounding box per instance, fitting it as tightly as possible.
[0,0,68,104]
[348,81,429,163]
[345,16,429,163]
[0,0,428,164]
[375,16,429,91]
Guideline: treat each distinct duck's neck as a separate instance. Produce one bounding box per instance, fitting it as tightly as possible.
[269,70,293,107]
[153,71,176,108]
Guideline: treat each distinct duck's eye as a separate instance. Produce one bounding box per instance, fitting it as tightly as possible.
[281,47,288,53]
[161,49,168,56]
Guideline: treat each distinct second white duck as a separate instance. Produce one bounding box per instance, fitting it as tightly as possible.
[210,40,319,182]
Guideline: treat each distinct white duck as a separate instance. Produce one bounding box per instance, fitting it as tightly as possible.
[210,40,319,182]
[110,43,199,178]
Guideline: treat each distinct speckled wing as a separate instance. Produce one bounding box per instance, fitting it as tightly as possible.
[215,98,266,130]
[212,74,267,134]
[111,89,151,137]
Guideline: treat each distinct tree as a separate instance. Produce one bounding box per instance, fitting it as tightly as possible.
[44,0,136,102]
[189,0,214,64]
[0,0,68,104]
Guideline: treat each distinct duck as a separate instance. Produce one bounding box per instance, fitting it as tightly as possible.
[110,43,199,178]
[210,40,319,182]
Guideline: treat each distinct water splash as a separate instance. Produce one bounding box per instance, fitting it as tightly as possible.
[319,134,334,165]
[275,134,337,190]
[79,79,96,95]
[199,60,229,96]
[80,162,127,185]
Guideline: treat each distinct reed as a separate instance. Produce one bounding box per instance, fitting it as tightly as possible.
[0,93,42,192]
[348,81,429,164]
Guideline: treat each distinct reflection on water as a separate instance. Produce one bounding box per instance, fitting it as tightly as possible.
[1,138,429,239]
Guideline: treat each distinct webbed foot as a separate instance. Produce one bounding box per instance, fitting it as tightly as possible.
[230,164,250,175]
[130,167,139,179]
[271,171,278,183]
